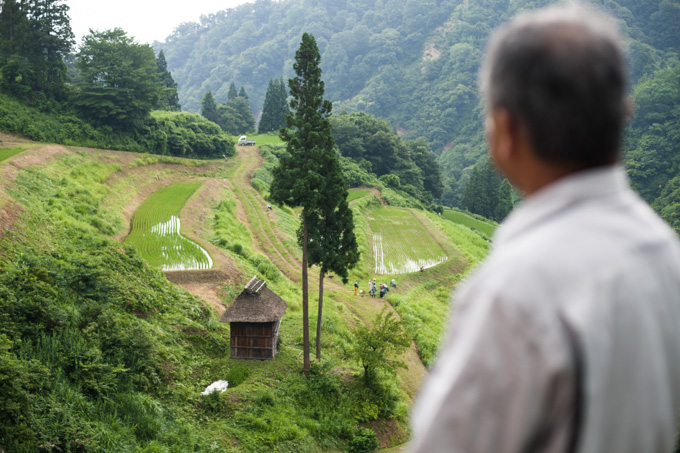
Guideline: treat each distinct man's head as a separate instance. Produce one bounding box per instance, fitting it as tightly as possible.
[481,3,628,182]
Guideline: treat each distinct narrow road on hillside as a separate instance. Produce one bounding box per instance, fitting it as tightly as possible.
[231,145,303,282]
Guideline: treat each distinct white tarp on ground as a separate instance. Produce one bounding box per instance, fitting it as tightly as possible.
[201,380,229,395]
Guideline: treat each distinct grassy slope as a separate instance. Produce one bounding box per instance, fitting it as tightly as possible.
[442,208,497,239]
[0,138,488,451]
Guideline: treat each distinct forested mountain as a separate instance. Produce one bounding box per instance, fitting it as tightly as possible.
[160,0,680,229]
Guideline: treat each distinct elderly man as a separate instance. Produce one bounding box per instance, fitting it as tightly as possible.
[411,4,680,453]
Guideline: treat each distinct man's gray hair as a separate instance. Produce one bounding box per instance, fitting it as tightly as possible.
[480,3,628,168]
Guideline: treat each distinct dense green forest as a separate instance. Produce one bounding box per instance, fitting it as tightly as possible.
[160,0,680,230]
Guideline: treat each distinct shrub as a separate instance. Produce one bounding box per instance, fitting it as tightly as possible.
[379,174,400,189]
[226,365,251,387]
[348,428,378,453]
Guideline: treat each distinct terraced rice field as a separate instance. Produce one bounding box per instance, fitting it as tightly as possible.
[367,207,447,274]
[125,181,213,271]
[442,209,497,237]
[0,147,26,162]
[347,188,369,203]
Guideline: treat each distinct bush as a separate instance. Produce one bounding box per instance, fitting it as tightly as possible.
[226,365,251,387]
[379,174,400,189]
[348,428,378,453]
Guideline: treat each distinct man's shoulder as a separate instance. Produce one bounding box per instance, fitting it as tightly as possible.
[461,195,680,309]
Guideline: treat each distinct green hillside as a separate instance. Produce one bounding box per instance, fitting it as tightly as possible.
[159,0,680,228]
[0,137,487,451]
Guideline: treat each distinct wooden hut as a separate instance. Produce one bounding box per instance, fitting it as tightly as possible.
[219,277,288,360]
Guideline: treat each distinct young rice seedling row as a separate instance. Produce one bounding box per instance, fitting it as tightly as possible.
[368,207,447,274]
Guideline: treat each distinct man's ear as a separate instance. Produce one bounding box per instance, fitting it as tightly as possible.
[489,108,517,164]
[491,108,519,162]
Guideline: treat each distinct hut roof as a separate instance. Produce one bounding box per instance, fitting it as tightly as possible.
[220,277,288,323]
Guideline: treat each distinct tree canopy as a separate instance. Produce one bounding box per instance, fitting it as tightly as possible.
[74,28,162,129]
[0,0,74,103]
[331,111,443,205]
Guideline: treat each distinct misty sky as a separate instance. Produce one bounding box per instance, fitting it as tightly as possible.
[67,0,251,46]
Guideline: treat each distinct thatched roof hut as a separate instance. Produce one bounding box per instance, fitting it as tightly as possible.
[220,277,287,360]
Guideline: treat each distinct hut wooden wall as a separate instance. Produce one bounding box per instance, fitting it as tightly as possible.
[230,322,279,359]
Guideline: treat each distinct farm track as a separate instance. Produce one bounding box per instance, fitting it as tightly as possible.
[231,146,302,282]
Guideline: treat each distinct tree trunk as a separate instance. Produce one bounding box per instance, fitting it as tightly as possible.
[316,268,325,361]
[302,218,310,376]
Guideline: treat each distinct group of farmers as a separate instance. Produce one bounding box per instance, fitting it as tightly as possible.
[354,278,397,298]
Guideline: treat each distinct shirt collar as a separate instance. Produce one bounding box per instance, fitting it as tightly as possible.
[494,165,630,246]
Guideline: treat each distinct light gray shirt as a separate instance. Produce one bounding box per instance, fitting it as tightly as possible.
[411,166,680,453]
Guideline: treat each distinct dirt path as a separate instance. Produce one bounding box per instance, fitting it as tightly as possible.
[230,145,303,281]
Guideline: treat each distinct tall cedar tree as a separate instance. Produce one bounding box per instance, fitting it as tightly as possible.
[238,85,248,99]
[227,81,238,100]
[258,78,276,133]
[270,33,352,375]
[155,50,180,111]
[259,77,289,134]
[200,91,219,124]
[308,192,359,360]
[275,78,289,126]
[462,160,513,221]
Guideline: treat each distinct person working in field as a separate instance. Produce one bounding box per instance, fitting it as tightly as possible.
[411,4,680,452]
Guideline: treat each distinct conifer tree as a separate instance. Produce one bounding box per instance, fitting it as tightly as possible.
[155,50,180,111]
[495,179,514,221]
[218,96,255,134]
[200,91,219,124]
[270,33,353,375]
[238,85,248,99]
[227,81,238,100]
[258,78,276,133]
[259,77,290,134]
[274,78,289,128]
[463,160,513,221]
[308,191,359,361]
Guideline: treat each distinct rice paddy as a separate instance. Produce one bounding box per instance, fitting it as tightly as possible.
[367,207,447,274]
[347,188,370,203]
[125,181,213,271]
[442,209,497,238]
[0,147,26,162]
